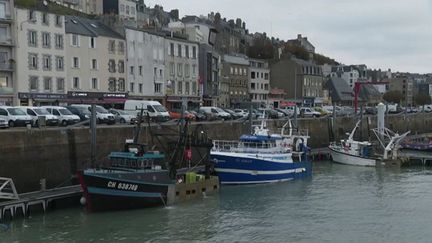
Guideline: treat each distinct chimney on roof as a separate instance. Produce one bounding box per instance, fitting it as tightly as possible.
[297,34,302,39]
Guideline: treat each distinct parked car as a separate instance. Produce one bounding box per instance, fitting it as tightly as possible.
[281,106,298,116]
[233,109,249,118]
[43,106,81,126]
[258,108,279,119]
[69,105,115,124]
[199,107,231,120]
[0,106,33,127]
[189,110,207,121]
[169,110,195,120]
[65,106,91,122]
[17,106,59,127]
[299,107,321,118]
[0,117,8,129]
[124,100,170,122]
[313,107,330,117]
[224,109,243,119]
[275,108,292,117]
[109,109,137,124]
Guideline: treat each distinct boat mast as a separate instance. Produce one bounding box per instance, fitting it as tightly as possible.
[348,120,362,141]
[90,104,97,167]
[133,106,145,144]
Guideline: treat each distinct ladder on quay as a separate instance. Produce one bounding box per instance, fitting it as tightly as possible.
[0,178,82,220]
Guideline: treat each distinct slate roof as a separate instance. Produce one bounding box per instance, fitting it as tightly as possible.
[325,77,354,102]
[65,16,124,39]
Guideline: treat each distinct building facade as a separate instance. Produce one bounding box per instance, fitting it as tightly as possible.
[103,0,137,20]
[164,37,199,110]
[126,28,165,103]
[15,8,67,106]
[0,0,15,105]
[222,54,249,107]
[270,58,323,106]
[331,65,360,88]
[65,16,126,104]
[389,76,413,106]
[249,58,269,105]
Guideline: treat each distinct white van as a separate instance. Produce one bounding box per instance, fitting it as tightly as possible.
[0,106,33,127]
[42,106,81,126]
[17,106,59,126]
[199,106,231,120]
[70,104,115,124]
[124,100,170,122]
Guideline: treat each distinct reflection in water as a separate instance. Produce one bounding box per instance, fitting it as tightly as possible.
[3,161,432,242]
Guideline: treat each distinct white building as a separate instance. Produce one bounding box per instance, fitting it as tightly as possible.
[165,37,199,110]
[0,0,15,105]
[14,8,67,106]
[331,65,360,89]
[126,28,165,103]
[249,59,270,104]
[65,16,126,102]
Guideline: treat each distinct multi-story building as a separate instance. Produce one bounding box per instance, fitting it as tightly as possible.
[171,17,221,106]
[103,0,137,20]
[65,16,127,103]
[15,8,67,106]
[270,58,323,106]
[249,58,270,105]
[164,36,199,110]
[199,44,220,106]
[331,65,360,88]
[125,28,165,103]
[0,0,15,105]
[222,54,249,107]
[389,75,414,106]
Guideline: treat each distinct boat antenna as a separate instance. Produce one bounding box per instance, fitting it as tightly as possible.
[90,104,97,167]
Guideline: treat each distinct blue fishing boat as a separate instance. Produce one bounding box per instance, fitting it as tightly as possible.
[211,120,312,184]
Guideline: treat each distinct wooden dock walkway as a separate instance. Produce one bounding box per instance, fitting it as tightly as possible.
[0,185,82,220]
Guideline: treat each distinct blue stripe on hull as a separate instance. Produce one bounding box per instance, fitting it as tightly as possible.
[211,154,309,171]
[87,186,163,198]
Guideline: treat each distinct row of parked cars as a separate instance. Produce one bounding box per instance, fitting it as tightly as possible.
[0,104,142,129]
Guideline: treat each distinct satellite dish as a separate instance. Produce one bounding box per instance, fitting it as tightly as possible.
[43,0,48,6]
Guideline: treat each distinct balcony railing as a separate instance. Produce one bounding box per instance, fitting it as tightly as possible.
[0,63,14,71]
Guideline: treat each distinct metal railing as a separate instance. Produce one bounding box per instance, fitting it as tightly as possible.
[212,140,290,154]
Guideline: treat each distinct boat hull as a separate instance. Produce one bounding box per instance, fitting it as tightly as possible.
[78,169,174,212]
[329,147,376,166]
[211,152,311,185]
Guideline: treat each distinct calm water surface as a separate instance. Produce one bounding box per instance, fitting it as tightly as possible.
[2,161,432,243]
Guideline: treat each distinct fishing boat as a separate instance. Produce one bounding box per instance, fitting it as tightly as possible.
[328,121,376,166]
[211,119,311,185]
[78,109,217,212]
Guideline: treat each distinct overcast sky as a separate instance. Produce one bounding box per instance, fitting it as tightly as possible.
[152,0,432,74]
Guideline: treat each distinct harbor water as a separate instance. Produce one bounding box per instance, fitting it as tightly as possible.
[2,161,432,243]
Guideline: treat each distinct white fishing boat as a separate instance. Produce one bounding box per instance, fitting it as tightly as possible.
[329,121,376,166]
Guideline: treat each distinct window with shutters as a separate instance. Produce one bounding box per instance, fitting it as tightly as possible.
[118,60,125,73]
[108,59,116,73]
[29,76,38,91]
[43,77,52,91]
[118,78,125,92]
[55,34,63,49]
[28,53,38,70]
[57,78,64,91]
[42,55,51,71]
[108,78,116,91]
[28,30,37,47]
[55,56,64,71]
